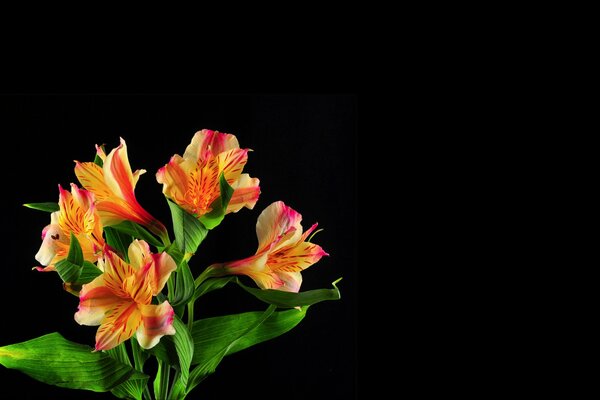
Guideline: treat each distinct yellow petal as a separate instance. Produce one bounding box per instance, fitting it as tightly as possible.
[75,275,121,326]
[227,174,260,214]
[255,201,303,253]
[94,301,142,351]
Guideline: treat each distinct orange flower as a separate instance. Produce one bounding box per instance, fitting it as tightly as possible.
[209,201,328,292]
[75,240,177,351]
[35,184,104,272]
[156,129,260,218]
[75,138,167,240]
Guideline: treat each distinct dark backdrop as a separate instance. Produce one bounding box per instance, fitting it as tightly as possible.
[1,94,357,399]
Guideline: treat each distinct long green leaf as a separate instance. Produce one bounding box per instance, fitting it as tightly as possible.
[169,261,195,307]
[235,277,342,308]
[198,173,234,230]
[0,333,145,392]
[107,343,149,400]
[148,317,194,400]
[167,200,208,257]
[23,202,60,212]
[104,227,133,261]
[186,305,276,394]
[110,221,163,248]
[192,276,236,302]
[191,307,307,366]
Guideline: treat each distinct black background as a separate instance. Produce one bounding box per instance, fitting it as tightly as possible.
[0,94,357,399]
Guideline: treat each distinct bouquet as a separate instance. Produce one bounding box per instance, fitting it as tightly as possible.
[0,129,341,399]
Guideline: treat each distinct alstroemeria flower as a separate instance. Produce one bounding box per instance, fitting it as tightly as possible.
[35,184,104,272]
[74,138,167,239]
[156,129,260,218]
[75,240,177,351]
[209,201,328,292]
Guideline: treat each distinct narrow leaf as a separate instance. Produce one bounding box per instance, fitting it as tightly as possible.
[191,307,307,366]
[0,333,145,392]
[235,277,342,308]
[104,227,133,261]
[169,261,195,307]
[67,232,84,266]
[23,202,60,212]
[111,375,149,400]
[55,259,82,284]
[192,276,235,302]
[198,173,234,230]
[167,199,208,256]
[186,305,276,393]
[110,221,163,248]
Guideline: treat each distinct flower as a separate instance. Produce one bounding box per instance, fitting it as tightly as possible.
[74,240,177,351]
[74,138,167,239]
[209,201,328,292]
[35,184,104,272]
[156,129,260,218]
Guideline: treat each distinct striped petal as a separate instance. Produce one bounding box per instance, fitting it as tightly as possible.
[103,138,136,202]
[74,161,114,201]
[156,155,190,206]
[94,301,142,351]
[267,242,328,273]
[217,148,248,184]
[227,174,260,214]
[256,201,303,253]
[136,302,176,349]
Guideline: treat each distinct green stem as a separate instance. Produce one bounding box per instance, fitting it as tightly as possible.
[130,339,152,400]
[155,360,171,400]
[193,266,218,289]
[187,301,194,331]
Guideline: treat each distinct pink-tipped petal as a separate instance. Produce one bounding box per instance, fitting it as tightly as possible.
[136,302,176,349]
[227,174,260,214]
[256,201,303,253]
[75,275,121,326]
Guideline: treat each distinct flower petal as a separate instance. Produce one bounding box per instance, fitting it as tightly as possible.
[156,155,191,206]
[136,302,176,349]
[35,223,66,266]
[75,275,122,326]
[94,301,142,351]
[183,129,240,163]
[217,148,248,184]
[103,138,136,202]
[227,174,260,214]
[127,239,152,270]
[74,161,114,201]
[145,252,177,296]
[267,242,328,273]
[273,271,303,293]
[255,201,303,253]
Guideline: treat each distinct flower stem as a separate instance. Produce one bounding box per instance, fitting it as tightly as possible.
[130,339,152,400]
[187,302,194,331]
[155,360,170,400]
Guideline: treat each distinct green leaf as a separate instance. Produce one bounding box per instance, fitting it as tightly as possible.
[55,234,101,286]
[167,199,208,256]
[192,276,236,302]
[235,277,342,308]
[77,261,103,284]
[165,242,185,268]
[67,232,84,266]
[191,306,307,366]
[148,317,193,400]
[169,261,195,307]
[0,333,146,392]
[186,305,276,394]
[104,227,134,261]
[23,202,60,212]
[198,173,234,230]
[110,221,163,248]
[111,375,149,400]
[106,343,149,400]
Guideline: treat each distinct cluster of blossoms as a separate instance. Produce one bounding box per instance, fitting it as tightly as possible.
[33,130,328,351]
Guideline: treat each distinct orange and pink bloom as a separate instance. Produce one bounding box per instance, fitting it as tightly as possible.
[156,129,260,218]
[74,138,167,240]
[209,201,328,292]
[35,184,105,272]
[75,240,177,351]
